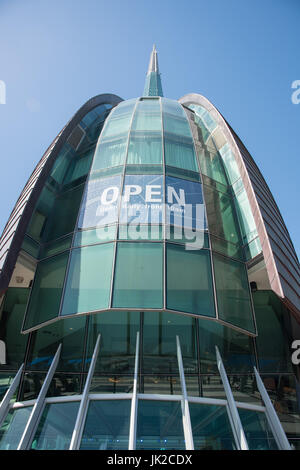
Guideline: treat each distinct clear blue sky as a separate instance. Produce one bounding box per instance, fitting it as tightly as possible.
[0,0,299,256]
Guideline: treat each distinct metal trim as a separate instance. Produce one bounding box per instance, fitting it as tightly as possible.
[17,343,62,450]
[69,334,101,450]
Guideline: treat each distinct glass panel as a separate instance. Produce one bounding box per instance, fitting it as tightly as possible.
[166,243,215,317]
[127,132,162,165]
[126,164,163,174]
[213,253,255,333]
[118,224,162,241]
[39,235,72,259]
[21,235,40,259]
[61,243,114,316]
[259,374,300,439]
[197,147,228,186]
[89,376,133,394]
[162,99,198,172]
[80,400,131,450]
[113,242,163,309]
[143,311,197,374]
[19,373,80,401]
[189,403,236,450]
[30,402,79,450]
[0,373,16,401]
[136,400,185,450]
[244,237,262,261]
[141,375,182,395]
[210,235,244,261]
[127,99,162,165]
[92,136,128,171]
[254,291,293,373]
[239,409,278,450]
[234,188,258,244]
[119,174,163,225]
[0,406,33,450]
[203,185,241,244]
[78,174,122,229]
[41,184,85,243]
[198,319,256,374]
[0,288,30,369]
[85,311,140,374]
[165,176,206,233]
[74,226,116,247]
[219,143,240,185]
[23,252,69,330]
[26,316,87,372]
[91,100,137,171]
[46,374,80,397]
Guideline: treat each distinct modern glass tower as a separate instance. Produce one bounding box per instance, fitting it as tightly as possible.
[0,46,299,451]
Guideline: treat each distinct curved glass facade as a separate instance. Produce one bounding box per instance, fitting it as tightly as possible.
[0,48,299,450]
[21,97,256,336]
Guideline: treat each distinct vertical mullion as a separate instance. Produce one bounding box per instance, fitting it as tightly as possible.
[69,334,101,450]
[128,331,140,450]
[176,336,194,450]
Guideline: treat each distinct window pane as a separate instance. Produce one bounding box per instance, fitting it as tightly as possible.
[0,288,29,369]
[190,403,236,450]
[61,243,114,316]
[143,311,197,374]
[42,184,85,243]
[74,226,116,247]
[26,316,87,372]
[203,185,241,244]
[113,242,163,309]
[213,253,255,332]
[24,252,69,330]
[239,409,278,450]
[0,407,33,450]
[166,243,215,317]
[30,402,79,450]
[39,235,72,259]
[85,311,140,374]
[136,400,185,450]
[127,132,162,165]
[80,400,131,450]
[254,291,293,373]
[197,147,228,186]
[162,99,198,172]
[198,319,256,374]
[78,174,121,229]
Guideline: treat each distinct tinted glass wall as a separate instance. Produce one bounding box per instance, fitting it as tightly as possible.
[21,97,255,336]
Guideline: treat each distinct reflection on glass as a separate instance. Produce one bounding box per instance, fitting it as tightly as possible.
[198,319,256,374]
[190,403,236,450]
[166,244,215,317]
[61,243,114,315]
[27,316,86,372]
[0,288,30,368]
[213,253,255,333]
[113,242,163,309]
[0,407,33,450]
[80,400,131,449]
[31,402,79,450]
[239,409,278,450]
[23,252,69,330]
[253,291,293,373]
[136,400,185,450]
[143,311,197,374]
[85,311,140,374]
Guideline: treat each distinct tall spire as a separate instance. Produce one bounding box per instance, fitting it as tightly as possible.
[143,45,163,97]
